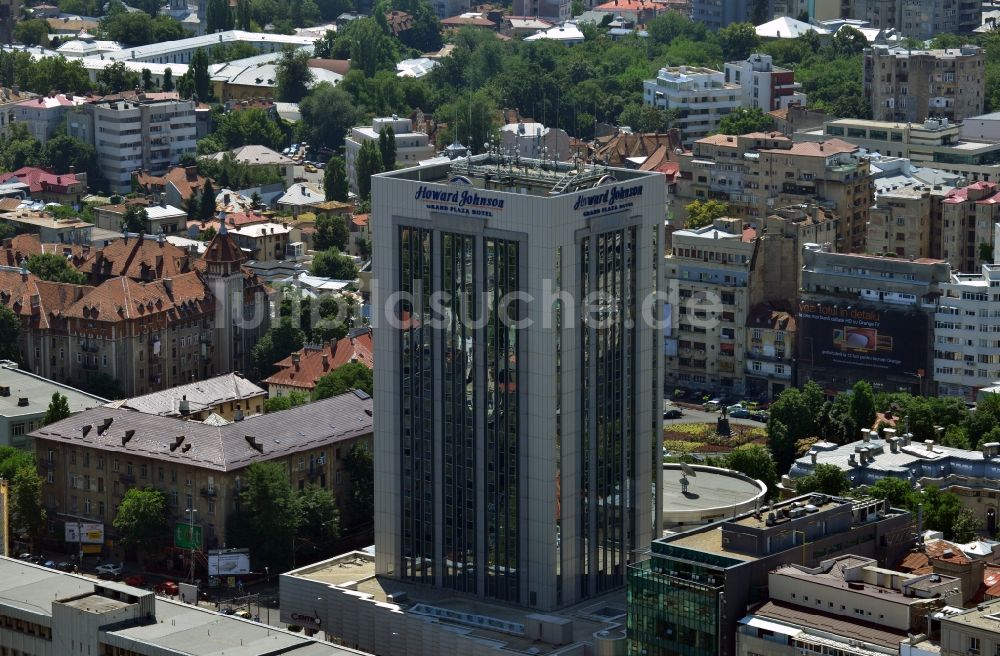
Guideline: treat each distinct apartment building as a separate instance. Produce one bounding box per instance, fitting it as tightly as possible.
[9,93,90,143]
[0,209,93,244]
[677,132,874,252]
[744,303,796,400]
[938,182,1000,273]
[798,245,951,394]
[846,0,980,39]
[264,328,373,398]
[737,556,960,656]
[939,598,1000,656]
[31,391,371,558]
[627,495,913,656]
[864,44,985,125]
[511,0,566,21]
[116,372,267,421]
[0,167,88,205]
[643,66,741,144]
[934,263,1000,401]
[690,0,770,30]
[133,165,209,209]
[228,221,292,260]
[345,115,434,195]
[724,53,806,112]
[665,219,755,397]
[867,184,946,259]
[68,92,197,194]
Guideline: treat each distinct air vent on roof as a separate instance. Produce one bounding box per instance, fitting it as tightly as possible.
[364,408,372,416]
[16,397,28,407]
[122,429,135,446]
[0,386,9,397]
[245,435,263,453]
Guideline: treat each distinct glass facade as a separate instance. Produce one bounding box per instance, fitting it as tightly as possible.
[627,560,723,656]
[484,237,520,602]
[583,227,639,595]
[399,226,434,583]
[441,233,477,593]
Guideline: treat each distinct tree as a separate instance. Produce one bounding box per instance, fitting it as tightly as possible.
[355,139,384,200]
[97,61,141,94]
[768,381,826,472]
[41,135,99,180]
[162,67,174,92]
[11,466,45,548]
[434,90,498,154]
[377,125,396,171]
[275,47,313,103]
[231,461,301,570]
[323,155,348,201]
[190,47,212,102]
[338,18,397,77]
[865,477,913,508]
[122,204,148,233]
[298,82,363,151]
[795,463,850,496]
[717,107,774,135]
[723,444,778,495]
[313,361,373,400]
[342,442,373,529]
[251,318,306,377]
[14,19,49,46]
[684,199,729,229]
[940,424,971,450]
[198,180,216,221]
[236,0,252,29]
[849,381,877,433]
[0,311,23,364]
[617,104,676,133]
[43,392,71,426]
[295,484,341,562]
[314,214,350,251]
[263,390,310,412]
[952,508,984,543]
[215,108,286,151]
[0,447,33,481]
[26,253,87,285]
[917,486,964,539]
[310,248,358,280]
[141,67,154,91]
[717,22,759,61]
[113,488,170,563]
[832,25,868,57]
[206,0,234,32]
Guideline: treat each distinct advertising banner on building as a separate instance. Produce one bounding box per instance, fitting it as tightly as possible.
[798,301,926,372]
[208,549,251,576]
[65,522,104,545]
[174,523,203,550]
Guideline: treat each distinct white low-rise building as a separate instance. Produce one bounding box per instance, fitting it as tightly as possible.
[935,260,1000,401]
[643,65,741,143]
[724,53,806,112]
[345,115,434,194]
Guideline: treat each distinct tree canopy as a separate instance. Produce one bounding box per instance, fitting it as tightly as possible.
[684,199,729,229]
[717,107,774,135]
[323,155,348,202]
[0,306,20,363]
[43,392,71,426]
[310,248,358,280]
[113,488,170,563]
[314,214,350,252]
[26,253,87,285]
[313,361,373,400]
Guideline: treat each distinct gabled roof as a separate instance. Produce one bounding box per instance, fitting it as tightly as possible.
[61,271,211,321]
[31,390,373,472]
[0,167,84,194]
[264,328,373,391]
[203,228,246,265]
[117,372,266,417]
[79,235,191,281]
[277,182,325,207]
[0,234,86,268]
[0,268,92,330]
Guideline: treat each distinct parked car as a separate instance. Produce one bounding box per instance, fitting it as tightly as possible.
[234,610,252,619]
[42,560,56,569]
[750,411,769,423]
[663,409,683,419]
[124,574,146,587]
[729,408,751,419]
[703,398,725,412]
[55,562,75,572]
[222,607,236,615]
[154,581,180,596]
[96,563,123,578]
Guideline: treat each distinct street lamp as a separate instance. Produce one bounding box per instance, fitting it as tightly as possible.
[185,507,198,584]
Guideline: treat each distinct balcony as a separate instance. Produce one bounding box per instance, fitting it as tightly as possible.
[119,472,136,484]
[39,457,56,469]
[200,486,217,498]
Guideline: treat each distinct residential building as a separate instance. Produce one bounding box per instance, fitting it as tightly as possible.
[115,372,267,420]
[800,117,1000,182]
[0,234,87,269]
[372,155,665,610]
[76,232,193,284]
[228,221,292,260]
[769,104,828,136]
[752,204,842,305]
[642,66,741,144]
[205,145,296,187]
[846,0,981,39]
[961,111,1000,142]
[44,16,98,36]
[345,116,434,195]
[867,185,941,259]
[276,182,352,220]
[724,53,806,112]
[263,328,373,398]
[744,303,796,400]
[939,597,1000,656]
[0,208,93,244]
[787,432,1000,536]
[773,0,841,20]
[940,182,1000,272]
[864,45,986,125]
[31,390,371,561]
[0,558,371,656]
[677,132,874,252]
[0,167,88,204]
[627,495,913,656]
[0,360,106,449]
[68,92,198,194]
[755,15,831,39]
[589,0,677,22]
[132,165,209,209]
[934,262,1000,401]
[665,219,756,397]
[798,245,950,393]
[93,201,188,235]
[9,93,90,143]
[737,556,960,656]
[691,0,770,30]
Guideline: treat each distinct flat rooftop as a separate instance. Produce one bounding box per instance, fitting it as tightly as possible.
[733,496,842,529]
[0,360,107,419]
[662,464,765,513]
[667,527,756,562]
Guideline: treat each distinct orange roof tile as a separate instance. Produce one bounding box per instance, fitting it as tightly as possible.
[61,271,211,322]
[79,235,191,282]
[263,328,373,391]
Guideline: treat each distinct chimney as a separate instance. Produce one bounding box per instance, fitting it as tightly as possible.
[889,438,899,453]
[863,430,871,443]
[234,409,244,422]
[16,397,28,407]
[809,450,817,464]
[322,353,329,370]
[169,435,185,451]
[155,254,163,269]
[162,278,172,296]
[179,395,189,415]
[925,440,935,451]
[292,353,300,370]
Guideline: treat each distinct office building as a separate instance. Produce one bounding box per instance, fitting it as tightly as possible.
[737,555,960,656]
[0,556,370,656]
[787,431,1000,535]
[846,0,980,39]
[643,66,741,144]
[938,598,1000,656]
[934,262,1000,401]
[345,116,434,195]
[68,92,197,194]
[864,45,986,125]
[677,132,873,252]
[372,155,665,611]
[798,245,950,394]
[665,219,756,397]
[691,0,771,30]
[724,53,806,112]
[940,182,1000,272]
[0,360,106,449]
[627,494,913,656]
[31,390,372,553]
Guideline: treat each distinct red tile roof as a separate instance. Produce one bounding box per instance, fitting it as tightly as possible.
[79,235,191,282]
[0,269,92,330]
[203,229,246,265]
[62,271,211,322]
[0,234,86,268]
[0,167,84,194]
[263,328,373,391]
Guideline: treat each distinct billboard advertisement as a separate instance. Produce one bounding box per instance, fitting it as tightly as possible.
[174,523,203,550]
[65,522,104,545]
[208,549,251,576]
[798,301,926,372]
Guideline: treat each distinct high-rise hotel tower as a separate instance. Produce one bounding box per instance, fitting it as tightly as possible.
[372,153,665,611]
